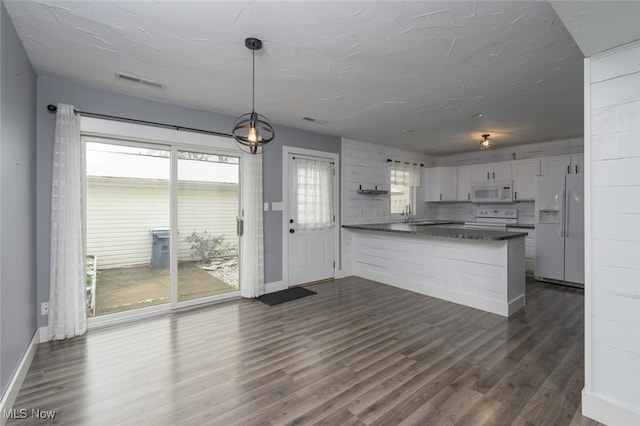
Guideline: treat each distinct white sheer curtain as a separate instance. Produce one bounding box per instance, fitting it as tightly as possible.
[240,153,265,298]
[389,160,421,187]
[293,158,334,230]
[49,104,87,340]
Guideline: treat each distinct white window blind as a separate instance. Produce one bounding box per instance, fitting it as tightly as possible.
[293,157,334,230]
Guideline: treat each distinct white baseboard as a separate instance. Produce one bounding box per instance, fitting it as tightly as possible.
[508,294,526,316]
[355,269,514,317]
[265,280,287,294]
[582,390,640,425]
[0,331,38,426]
[38,326,49,343]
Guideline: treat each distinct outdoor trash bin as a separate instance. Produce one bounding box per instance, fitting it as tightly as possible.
[150,229,170,268]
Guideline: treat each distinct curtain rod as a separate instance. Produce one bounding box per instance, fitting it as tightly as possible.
[386,158,424,167]
[46,104,233,138]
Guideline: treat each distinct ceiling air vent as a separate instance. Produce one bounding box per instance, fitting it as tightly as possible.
[116,72,165,89]
[302,117,328,125]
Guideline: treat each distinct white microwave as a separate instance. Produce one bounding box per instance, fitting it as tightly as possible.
[471,180,513,203]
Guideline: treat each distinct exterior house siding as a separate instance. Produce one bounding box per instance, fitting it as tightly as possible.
[86,176,238,269]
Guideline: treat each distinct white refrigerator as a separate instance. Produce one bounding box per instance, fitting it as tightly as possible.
[534,174,584,287]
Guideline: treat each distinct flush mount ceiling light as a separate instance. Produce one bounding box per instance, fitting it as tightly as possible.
[479,134,493,150]
[232,37,275,155]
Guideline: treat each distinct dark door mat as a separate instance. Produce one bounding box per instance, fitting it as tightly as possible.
[257,287,317,306]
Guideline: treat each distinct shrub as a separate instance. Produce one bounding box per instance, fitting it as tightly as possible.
[184,231,232,264]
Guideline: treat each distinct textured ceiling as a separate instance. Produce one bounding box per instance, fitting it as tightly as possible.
[550,0,640,57]
[5,1,585,155]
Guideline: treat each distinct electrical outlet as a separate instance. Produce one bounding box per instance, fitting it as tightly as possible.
[41,302,49,316]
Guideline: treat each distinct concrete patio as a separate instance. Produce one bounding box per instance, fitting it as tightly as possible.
[93,261,237,316]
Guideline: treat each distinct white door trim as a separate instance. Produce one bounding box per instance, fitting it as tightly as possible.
[282,146,340,287]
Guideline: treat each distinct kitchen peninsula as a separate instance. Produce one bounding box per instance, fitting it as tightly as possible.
[342,223,527,317]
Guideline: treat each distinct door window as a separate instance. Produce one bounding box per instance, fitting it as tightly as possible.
[292,157,334,230]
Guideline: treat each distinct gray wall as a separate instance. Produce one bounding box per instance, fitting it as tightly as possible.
[36,76,340,327]
[261,125,341,281]
[1,1,37,398]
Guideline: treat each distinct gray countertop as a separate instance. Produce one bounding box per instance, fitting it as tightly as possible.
[342,222,528,241]
[506,224,535,229]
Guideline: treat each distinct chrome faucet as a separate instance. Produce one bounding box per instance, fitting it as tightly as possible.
[404,204,412,222]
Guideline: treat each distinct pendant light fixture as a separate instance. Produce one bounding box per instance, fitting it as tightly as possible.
[232,37,275,155]
[479,134,492,150]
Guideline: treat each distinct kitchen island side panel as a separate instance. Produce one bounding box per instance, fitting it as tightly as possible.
[347,230,525,317]
[507,237,526,312]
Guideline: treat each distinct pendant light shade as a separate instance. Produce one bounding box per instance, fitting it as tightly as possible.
[233,37,275,155]
[479,134,492,150]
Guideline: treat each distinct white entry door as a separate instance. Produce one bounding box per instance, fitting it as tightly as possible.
[287,153,336,286]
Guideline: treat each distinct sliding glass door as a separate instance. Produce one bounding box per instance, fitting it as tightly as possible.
[85,141,171,316]
[84,139,240,318]
[176,151,240,302]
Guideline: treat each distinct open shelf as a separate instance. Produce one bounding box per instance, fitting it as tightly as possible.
[357,185,388,195]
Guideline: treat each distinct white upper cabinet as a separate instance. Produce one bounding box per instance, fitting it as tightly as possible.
[512,159,541,201]
[424,167,457,201]
[440,167,457,201]
[541,155,571,175]
[456,166,472,201]
[541,155,584,175]
[572,154,584,174]
[471,162,512,182]
[493,162,513,181]
[422,154,583,203]
[424,168,438,201]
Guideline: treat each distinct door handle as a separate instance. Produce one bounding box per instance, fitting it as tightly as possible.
[560,190,566,237]
[493,172,495,179]
[289,219,294,224]
[565,190,570,238]
[236,217,244,237]
[289,229,295,234]
[487,172,490,180]
[575,165,578,174]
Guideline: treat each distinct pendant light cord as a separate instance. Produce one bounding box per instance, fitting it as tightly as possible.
[232,37,275,152]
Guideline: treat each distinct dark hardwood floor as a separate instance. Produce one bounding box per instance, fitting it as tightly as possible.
[8,277,602,425]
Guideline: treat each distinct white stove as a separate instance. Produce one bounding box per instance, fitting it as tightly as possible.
[464,208,518,230]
